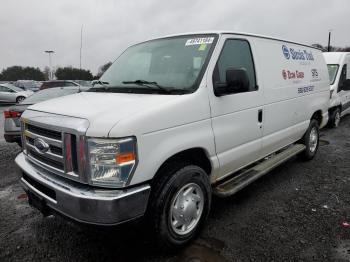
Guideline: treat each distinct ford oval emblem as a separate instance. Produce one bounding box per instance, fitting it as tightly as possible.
[33,138,50,154]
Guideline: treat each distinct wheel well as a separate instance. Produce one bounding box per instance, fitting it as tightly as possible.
[152,148,212,184]
[329,105,342,114]
[311,110,322,126]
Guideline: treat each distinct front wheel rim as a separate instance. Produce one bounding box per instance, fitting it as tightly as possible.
[169,182,204,235]
[309,127,318,153]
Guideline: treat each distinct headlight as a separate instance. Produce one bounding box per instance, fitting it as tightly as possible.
[87,137,137,188]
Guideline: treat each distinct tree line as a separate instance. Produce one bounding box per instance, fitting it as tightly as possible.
[312,44,350,52]
[0,62,112,82]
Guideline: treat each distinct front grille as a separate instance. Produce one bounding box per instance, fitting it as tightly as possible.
[28,149,64,170]
[27,124,62,140]
[23,121,81,181]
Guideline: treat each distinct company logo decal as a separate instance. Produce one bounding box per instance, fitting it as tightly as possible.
[282,45,314,61]
[311,69,318,78]
[282,70,304,80]
[282,45,290,59]
[33,138,50,154]
[298,85,314,94]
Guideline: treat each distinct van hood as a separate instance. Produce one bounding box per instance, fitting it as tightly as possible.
[28,92,179,136]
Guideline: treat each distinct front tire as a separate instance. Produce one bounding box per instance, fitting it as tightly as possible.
[149,162,211,249]
[328,108,341,128]
[299,119,320,161]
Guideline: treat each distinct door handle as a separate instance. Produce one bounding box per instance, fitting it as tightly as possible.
[258,109,263,123]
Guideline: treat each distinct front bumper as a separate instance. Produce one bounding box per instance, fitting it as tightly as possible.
[15,152,151,225]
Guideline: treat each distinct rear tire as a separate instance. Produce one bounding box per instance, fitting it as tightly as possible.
[16,96,25,103]
[299,119,320,161]
[328,108,341,128]
[149,162,211,249]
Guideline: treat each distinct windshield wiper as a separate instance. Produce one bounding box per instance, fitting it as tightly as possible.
[122,80,172,93]
[92,80,109,87]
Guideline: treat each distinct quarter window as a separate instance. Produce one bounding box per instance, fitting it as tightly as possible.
[339,65,347,92]
[213,39,257,92]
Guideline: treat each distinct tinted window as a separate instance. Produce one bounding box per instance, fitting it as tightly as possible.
[3,83,23,92]
[0,85,8,92]
[339,65,347,92]
[327,64,339,85]
[214,39,257,92]
[64,82,77,87]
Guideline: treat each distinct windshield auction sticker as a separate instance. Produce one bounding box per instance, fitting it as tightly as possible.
[185,37,214,46]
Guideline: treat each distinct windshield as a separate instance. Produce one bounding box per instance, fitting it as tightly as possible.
[327,64,339,85]
[95,35,217,94]
[20,87,80,104]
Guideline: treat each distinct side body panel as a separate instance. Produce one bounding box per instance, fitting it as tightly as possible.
[253,39,330,157]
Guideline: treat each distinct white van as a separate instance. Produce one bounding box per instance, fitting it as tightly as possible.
[16,32,330,248]
[323,52,350,127]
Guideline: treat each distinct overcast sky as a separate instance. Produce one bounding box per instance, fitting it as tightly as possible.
[1,0,349,74]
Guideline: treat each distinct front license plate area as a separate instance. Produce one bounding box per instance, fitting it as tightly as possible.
[28,192,50,216]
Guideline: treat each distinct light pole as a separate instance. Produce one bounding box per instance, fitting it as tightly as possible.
[45,50,54,80]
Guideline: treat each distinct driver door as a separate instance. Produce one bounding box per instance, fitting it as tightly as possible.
[207,36,264,180]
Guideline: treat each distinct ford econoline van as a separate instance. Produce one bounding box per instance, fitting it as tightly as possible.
[16,32,330,248]
[324,52,350,127]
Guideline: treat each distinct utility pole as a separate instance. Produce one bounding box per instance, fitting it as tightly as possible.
[79,24,83,80]
[45,50,54,80]
[80,25,83,71]
[328,30,332,52]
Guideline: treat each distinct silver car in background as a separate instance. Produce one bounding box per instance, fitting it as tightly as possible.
[4,86,90,145]
[0,83,33,103]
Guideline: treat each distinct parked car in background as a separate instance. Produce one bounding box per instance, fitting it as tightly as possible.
[0,83,33,103]
[39,80,91,90]
[4,86,90,145]
[16,32,330,248]
[14,80,42,92]
[324,52,350,127]
[74,80,92,87]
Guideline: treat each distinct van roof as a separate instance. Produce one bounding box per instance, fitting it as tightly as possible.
[148,31,321,50]
[323,52,350,64]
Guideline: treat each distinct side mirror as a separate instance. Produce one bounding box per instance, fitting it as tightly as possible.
[341,79,350,91]
[214,68,250,96]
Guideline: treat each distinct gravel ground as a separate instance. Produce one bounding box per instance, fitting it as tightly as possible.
[1,105,350,261]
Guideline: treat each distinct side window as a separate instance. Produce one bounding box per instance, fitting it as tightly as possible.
[339,65,347,92]
[213,39,257,92]
[0,86,11,92]
[64,82,76,87]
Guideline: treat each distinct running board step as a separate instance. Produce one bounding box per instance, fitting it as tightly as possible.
[214,144,306,197]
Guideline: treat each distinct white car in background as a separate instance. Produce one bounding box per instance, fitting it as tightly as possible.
[0,83,33,103]
[324,52,350,127]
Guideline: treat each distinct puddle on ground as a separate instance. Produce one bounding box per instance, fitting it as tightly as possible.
[319,139,330,146]
[172,238,229,262]
[17,193,28,199]
[334,240,350,261]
